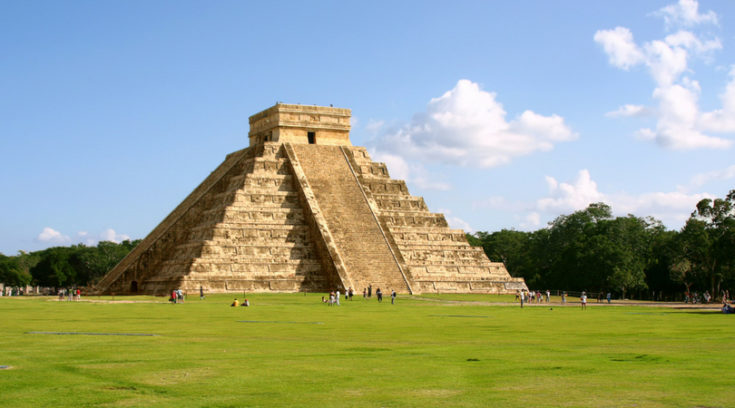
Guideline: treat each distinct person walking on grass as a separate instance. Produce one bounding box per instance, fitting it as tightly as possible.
[581,292,587,310]
[520,290,524,309]
[376,288,383,302]
[336,289,341,306]
[391,289,396,304]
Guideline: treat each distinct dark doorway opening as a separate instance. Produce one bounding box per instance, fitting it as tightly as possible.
[130,281,138,293]
[307,132,316,144]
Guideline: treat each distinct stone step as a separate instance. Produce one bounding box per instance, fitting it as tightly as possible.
[292,144,409,292]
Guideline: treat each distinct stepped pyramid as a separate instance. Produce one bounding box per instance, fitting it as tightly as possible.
[96,104,527,295]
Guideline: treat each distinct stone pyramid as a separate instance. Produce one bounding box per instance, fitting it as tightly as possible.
[95,104,527,295]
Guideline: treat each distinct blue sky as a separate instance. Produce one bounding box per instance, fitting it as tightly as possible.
[2,0,735,255]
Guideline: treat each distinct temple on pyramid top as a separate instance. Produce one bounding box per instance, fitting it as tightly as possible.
[95,103,526,296]
[248,103,352,146]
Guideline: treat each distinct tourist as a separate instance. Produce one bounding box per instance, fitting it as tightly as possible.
[520,291,524,308]
[336,290,341,306]
[362,288,367,299]
[368,285,372,298]
[580,292,587,310]
[176,289,184,303]
[376,288,383,302]
[231,298,239,307]
[171,290,177,304]
[200,286,205,300]
[348,287,353,300]
[329,291,335,306]
[562,291,567,304]
[545,290,550,303]
[722,301,733,314]
[515,291,520,302]
[391,289,396,304]
[241,299,250,307]
[606,292,611,303]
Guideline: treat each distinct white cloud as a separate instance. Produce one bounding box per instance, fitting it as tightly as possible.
[664,30,721,55]
[371,151,451,191]
[365,119,385,133]
[594,27,645,70]
[606,104,651,118]
[519,212,541,229]
[372,79,576,168]
[99,228,130,243]
[596,1,733,150]
[532,169,713,227]
[438,208,473,232]
[700,67,735,133]
[537,170,606,213]
[36,227,130,247]
[688,164,735,187]
[37,227,71,244]
[644,39,689,86]
[654,0,718,28]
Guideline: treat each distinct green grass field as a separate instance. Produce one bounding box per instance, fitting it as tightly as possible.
[1,293,733,407]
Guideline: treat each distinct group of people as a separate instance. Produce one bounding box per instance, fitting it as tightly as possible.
[231,298,250,307]
[1,287,23,296]
[169,289,185,304]
[517,289,612,309]
[323,285,397,305]
[516,289,551,305]
[685,289,730,304]
[57,288,81,301]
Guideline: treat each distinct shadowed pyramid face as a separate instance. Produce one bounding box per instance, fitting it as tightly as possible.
[95,105,526,296]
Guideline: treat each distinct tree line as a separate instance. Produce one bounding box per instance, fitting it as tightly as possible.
[0,240,140,290]
[468,190,735,301]
[1,191,733,300]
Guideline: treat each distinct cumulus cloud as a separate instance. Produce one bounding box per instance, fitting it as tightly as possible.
[594,27,645,70]
[37,227,71,244]
[372,79,576,168]
[606,104,651,118]
[99,228,130,243]
[37,227,130,247]
[532,169,712,227]
[520,212,541,229]
[595,0,733,150]
[653,0,718,28]
[371,152,451,191]
[699,67,735,133]
[537,170,606,213]
[688,164,735,187]
[438,208,473,232]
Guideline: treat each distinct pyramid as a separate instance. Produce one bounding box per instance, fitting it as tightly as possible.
[95,104,527,295]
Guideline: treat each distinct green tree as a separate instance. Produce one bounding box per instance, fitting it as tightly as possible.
[0,253,32,287]
[681,190,735,297]
[30,247,77,288]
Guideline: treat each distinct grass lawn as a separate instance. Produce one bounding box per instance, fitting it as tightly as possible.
[1,293,733,407]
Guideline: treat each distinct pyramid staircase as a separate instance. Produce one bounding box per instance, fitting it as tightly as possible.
[95,104,526,295]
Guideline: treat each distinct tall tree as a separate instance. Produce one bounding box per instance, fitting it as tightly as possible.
[682,190,735,296]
